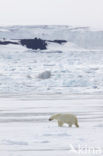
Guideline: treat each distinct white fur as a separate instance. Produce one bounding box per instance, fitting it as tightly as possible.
[49,113,79,127]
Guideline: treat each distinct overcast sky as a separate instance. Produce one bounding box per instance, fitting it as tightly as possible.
[0,0,103,28]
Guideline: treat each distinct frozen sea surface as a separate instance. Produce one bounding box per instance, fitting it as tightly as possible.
[0,44,103,95]
[0,95,103,156]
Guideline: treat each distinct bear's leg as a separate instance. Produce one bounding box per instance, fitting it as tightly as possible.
[68,124,72,127]
[58,121,63,127]
[75,121,79,128]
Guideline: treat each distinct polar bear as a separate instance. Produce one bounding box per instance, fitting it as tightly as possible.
[49,113,79,127]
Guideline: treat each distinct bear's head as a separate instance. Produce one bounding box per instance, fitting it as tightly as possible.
[49,114,61,121]
[49,118,52,121]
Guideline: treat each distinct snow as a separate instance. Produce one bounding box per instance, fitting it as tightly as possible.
[0,26,103,155]
[0,95,103,156]
[0,43,103,95]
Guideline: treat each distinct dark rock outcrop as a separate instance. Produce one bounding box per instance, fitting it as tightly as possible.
[0,40,18,45]
[20,38,67,50]
[20,38,47,50]
[48,40,67,44]
[0,38,67,50]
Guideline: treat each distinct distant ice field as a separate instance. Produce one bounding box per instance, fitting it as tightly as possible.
[0,25,103,95]
[0,44,103,95]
